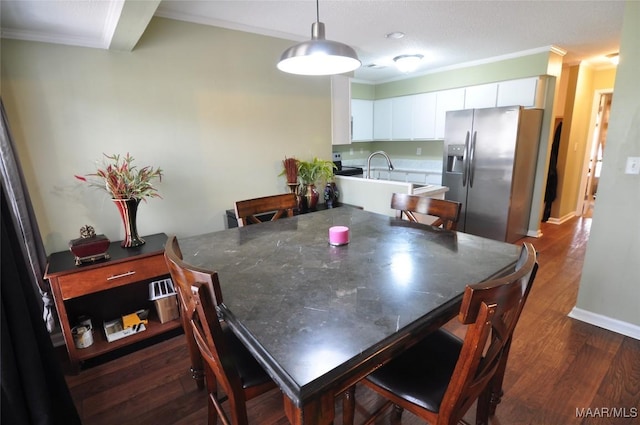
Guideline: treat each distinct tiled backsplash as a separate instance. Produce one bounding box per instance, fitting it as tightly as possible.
[342,157,443,185]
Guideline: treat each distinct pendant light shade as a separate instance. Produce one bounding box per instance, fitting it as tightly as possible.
[277,2,360,75]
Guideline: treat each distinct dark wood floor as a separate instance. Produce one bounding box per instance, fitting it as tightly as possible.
[63,217,640,424]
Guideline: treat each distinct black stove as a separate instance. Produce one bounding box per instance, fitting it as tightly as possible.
[333,161,364,176]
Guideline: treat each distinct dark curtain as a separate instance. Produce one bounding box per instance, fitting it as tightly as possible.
[2,186,81,424]
[0,98,55,332]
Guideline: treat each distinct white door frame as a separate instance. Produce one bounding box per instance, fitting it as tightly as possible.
[576,88,613,216]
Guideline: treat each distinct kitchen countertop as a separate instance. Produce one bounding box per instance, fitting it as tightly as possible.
[334,175,448,217]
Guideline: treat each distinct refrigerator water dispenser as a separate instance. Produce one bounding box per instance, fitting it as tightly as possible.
[446,144,465,174]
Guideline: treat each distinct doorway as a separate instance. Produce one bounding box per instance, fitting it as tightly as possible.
[578,90,613,218]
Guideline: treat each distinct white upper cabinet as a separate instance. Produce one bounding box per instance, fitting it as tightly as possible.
[464,83,498,109]
[412,92,437,139]
[497,77,538,107]
[435,88,465,139]
[351,99,374,141]
[343,77,541,145]
[391,96,413,139]
[373,98,393,140]
[376,93,438,141]
[331,75,351,145]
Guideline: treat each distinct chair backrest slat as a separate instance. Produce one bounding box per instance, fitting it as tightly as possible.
[234,193,297,227]
[390,193,462,230]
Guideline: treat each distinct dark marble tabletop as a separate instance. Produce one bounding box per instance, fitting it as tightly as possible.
[177,207,521,408]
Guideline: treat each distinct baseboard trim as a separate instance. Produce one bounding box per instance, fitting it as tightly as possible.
[527,229,543,238]
[568,307,640,340]
[546,212,576,225]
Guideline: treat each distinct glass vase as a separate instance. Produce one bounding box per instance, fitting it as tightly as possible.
[112,198,145,248]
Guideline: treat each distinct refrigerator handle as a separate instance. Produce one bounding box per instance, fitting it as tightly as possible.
[469,131,477,187]
[462,131,470,187]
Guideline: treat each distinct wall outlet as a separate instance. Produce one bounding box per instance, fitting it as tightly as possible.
[625,157,640,174]
[416,147,422,155]
[332,152,341,161]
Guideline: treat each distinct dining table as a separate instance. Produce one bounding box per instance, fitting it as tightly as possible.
[177,205,522,425]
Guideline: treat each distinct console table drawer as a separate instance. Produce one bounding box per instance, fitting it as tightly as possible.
[57,254,168,299]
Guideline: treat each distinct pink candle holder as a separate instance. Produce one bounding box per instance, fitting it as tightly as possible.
[329,226,350,246]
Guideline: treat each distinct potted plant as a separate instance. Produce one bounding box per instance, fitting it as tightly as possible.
[280,157,300,194]
[297,157,336,211]
[75,153,163,247]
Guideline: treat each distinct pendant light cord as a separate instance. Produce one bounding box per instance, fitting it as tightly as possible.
[316,0,320,23]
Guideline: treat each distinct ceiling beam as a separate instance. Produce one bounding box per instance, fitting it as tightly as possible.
[109,0,161,51]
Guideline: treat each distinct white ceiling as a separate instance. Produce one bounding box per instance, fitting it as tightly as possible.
[0,0,626,83]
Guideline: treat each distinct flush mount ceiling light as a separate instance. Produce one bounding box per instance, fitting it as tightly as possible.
[606,53,619,65]
[277,0,361,76]
[385,31,405,40]
[393,54,424,73]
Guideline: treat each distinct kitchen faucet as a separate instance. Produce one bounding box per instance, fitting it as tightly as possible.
[367,151,394,179]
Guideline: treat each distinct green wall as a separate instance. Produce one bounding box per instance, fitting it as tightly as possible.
[1,17,333,253]
[574,0,640,331]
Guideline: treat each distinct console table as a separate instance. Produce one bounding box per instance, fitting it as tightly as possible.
[45,233,180,373]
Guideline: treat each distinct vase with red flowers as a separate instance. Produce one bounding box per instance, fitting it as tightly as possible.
[75,153,163,247]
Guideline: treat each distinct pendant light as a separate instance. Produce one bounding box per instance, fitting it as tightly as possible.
[277,0,361,76]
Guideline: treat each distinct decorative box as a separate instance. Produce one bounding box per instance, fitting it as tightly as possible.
[69,225,111,265]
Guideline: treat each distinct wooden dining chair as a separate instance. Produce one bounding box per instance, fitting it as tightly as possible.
[390,193,462,230]
[167,241,278,425]
[190,280,279,425]
[350,242,538,425]
[168,237,356,425]
[234,193,297,227]
[164,236,205,390]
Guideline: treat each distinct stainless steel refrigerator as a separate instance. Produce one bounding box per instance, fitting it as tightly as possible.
[442,106,543,243]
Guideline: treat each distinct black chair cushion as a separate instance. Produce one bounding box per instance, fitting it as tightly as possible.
[222,323,273,389]
[366,329,463,412]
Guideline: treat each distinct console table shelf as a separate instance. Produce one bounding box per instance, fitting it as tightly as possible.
[45,233,178,373]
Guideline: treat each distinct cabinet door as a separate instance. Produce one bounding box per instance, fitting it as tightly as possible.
[351,99,373,141]
[412,92,437,139]
[373,98,393,140]
[435,88,465,139]
[331,75,351,145]
[392,96,413,140]
[464,83,498,109]
[497,77,538,107]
